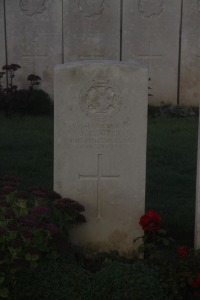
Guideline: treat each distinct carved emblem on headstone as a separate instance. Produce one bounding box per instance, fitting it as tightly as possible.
[138,0,164,19]
[20,0,47,16]
[78,0,105,18]
[80,72,122,121]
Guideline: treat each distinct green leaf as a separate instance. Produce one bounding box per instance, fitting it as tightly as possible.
[157,229,167,235]
[163,239,170,246]
[0,277,4,284]
[25,253,39,262]
[0,287,9,298]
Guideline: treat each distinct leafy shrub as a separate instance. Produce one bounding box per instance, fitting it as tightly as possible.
[12,255,92,300]
[12,258,170,300]
[0,175,85,298]
[26,89,53,115]
[92,261,170,300]
[137,210,200,299]
[148,103,198,118]
[0,64,53,116]
[0,89,53,116]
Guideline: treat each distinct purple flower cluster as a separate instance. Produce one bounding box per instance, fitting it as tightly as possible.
[29,186,61,200]
[2,186,16,195]
[7,222,18,231]
[31,206,50,215]
[4,208,15,219]
[21,228,33,239]
[0,199,10,207]
[14,190,30,199]
[54,198,85,213]
[17,215,36,227]
[46,223,59,234]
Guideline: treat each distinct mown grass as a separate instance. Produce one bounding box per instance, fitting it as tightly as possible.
[0,114,198,245]
[0,114,53,188]
[146,117,198,245]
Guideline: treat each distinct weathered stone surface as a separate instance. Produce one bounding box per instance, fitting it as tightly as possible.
[5,0,63,99]
[195,111,200,249]
[54,61,148,255]
[123,0,181,105]
[0,0,6,68]
[179,0,200,106]
[63,0,120,61]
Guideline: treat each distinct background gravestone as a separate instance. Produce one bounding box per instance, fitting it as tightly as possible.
[54,61,148,255]
[195,112,200,249]
[63,0,121,61]
[0,0,6,68]
[5,0,63,98]
[180,0,200,106]
[123,0,181,105]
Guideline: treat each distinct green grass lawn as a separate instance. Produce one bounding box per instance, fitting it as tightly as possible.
[146,117,198,245]
[0,114,198,246]
[0,114,53,188]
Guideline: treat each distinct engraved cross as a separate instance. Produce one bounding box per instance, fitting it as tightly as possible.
[79,154,120,219]
[22,37,47,74]
[137,41,162,77]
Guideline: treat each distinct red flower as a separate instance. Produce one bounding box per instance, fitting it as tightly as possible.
[176,245,188,257]
[192,272,200,296]
[139,210,161,232]
[192,273,200,289]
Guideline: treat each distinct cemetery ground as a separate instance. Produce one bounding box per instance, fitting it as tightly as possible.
[0,112,199,299]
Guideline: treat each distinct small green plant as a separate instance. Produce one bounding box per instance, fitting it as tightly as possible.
[148,102,198,118]
[0,175,85,298]
[2,64,21,94]
[27,74,41,91]
[0,64,52,116]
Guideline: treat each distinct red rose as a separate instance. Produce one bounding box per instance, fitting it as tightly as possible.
[139,210,161,232]
[176,245,188,257]
[192,272,200,296]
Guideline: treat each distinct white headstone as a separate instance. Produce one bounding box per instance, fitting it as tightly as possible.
[123,0,181,105]
[0,0,6,68]
[195,112,200,249]
[5,0,63,99]
[179,0,200,106]
[63,0,121,61]
[54,61,148,256]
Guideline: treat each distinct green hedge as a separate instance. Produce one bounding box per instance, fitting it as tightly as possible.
[12,256,171,300]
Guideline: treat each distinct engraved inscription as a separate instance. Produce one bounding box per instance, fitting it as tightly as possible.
[20,0,47,16]
[79,154,120,218]
[80,72,122,122]
[138,0,165,19]
[78,0,105,18]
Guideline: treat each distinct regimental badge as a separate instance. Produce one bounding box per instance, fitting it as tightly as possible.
[79,72,122,122]
[138,0,165,19]
[20,0,47,16]
[78,0,105,18]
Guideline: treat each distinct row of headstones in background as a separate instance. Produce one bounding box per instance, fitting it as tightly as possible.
[54,61,148,255]
[0,0,5,74]
[1,0,200,105]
